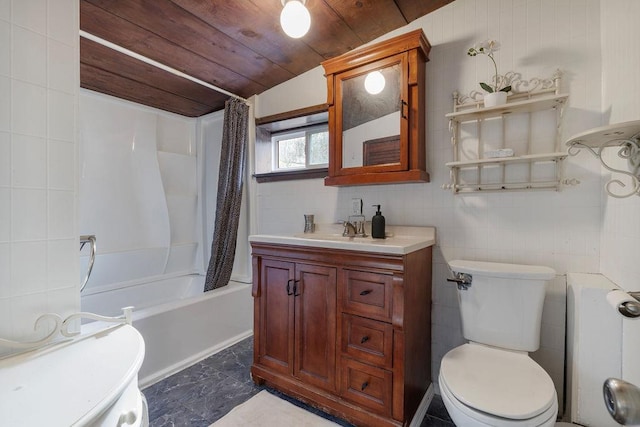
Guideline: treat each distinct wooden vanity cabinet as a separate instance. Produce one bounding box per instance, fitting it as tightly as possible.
[251,243,432,427]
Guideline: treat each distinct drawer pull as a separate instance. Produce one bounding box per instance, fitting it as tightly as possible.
[361,381,369,391]
[293,280,301,297]
[359,289,372,296]
[360,336,370,344]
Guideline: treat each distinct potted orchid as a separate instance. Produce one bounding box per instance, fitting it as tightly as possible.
[467,40,511,107]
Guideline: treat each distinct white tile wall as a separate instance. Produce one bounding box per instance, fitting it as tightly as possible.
[46,0,76,46]
[0,189,9,241]
[12,80,47,137]
[12,25,47,86]
[253,0,609,412]
[0,21,6,72]
[0,76,10,130]
[12,0,46,35]
[0,0,79,352]
[12,134,47,187]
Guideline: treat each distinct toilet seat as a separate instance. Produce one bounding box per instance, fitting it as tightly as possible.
[440,343,557,425]
[440,371,557,426]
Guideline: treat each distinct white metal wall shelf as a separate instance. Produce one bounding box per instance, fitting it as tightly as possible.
[446,93,568,122]
[444,70,577,194]
[446,152,569,168]
[566,120,640,198]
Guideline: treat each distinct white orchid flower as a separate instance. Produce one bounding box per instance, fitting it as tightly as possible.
[467,39,510,94]
[476,39,501,55]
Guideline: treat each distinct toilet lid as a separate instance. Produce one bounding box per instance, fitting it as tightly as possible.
[440,343,556,420]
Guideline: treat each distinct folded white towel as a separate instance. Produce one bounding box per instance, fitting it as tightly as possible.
[484,148,514,158]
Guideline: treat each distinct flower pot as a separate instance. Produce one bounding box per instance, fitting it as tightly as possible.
[483,91,507,108]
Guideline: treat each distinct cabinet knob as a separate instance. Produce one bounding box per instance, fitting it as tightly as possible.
[359,289,372,296]
[360,336,370,344]
[286,279,294,296]
[361,381,369,391]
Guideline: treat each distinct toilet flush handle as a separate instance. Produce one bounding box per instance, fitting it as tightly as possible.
[447,272,472,290]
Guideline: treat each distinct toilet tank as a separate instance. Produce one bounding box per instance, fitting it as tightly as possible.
[449,260,555,352]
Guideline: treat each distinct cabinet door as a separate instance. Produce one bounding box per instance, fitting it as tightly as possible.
[256,259,295,375]
[294,263,337,392]
[333,53,409,177]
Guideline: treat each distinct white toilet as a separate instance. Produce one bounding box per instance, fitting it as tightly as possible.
[439,260,558,427]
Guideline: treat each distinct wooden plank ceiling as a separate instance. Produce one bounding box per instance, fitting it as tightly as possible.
[80,0,453,117]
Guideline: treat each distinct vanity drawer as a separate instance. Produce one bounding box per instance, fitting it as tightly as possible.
[340,358,392,416]
[341,314,393,369]
[341,270,393,321]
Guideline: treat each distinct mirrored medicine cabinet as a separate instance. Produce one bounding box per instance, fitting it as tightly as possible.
[322,29,431,186]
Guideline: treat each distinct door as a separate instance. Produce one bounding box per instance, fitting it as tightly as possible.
[294,263,337,392]
[256,259,295,375]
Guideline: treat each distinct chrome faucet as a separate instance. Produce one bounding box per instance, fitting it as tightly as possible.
[342,221,357,237]
[342,216,367,237]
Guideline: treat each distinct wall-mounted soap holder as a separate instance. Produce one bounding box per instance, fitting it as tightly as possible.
[566,120,640,198]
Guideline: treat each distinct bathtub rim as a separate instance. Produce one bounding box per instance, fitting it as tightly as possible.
[80,270,202,298]
[81,272,252,318]
[131,279,250,321]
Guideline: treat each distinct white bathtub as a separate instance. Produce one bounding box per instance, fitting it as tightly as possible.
[81,274,253,388]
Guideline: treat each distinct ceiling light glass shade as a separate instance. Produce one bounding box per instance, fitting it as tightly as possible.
[364,71,386,95]
[280,0,311,39]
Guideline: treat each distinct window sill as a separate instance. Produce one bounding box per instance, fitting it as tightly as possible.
[254,168,328,183]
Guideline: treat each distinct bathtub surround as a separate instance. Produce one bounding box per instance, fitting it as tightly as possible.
[79,91,199,291]
[205,98,249,292]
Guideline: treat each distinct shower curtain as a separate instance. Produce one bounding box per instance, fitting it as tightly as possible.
[204,98,249,291]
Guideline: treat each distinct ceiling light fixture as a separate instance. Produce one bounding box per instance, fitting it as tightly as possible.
[280,0,311,39]
[364,71,386,95]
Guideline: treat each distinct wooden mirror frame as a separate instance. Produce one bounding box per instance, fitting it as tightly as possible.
[322,29,431,186]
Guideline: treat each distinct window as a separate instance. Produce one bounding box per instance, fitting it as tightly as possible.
[254,105,329,183]
[273,125,328,171]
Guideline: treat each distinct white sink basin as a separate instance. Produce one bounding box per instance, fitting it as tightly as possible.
[249,226,436,255]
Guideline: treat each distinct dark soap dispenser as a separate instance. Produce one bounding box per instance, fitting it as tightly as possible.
[371,205,386,239]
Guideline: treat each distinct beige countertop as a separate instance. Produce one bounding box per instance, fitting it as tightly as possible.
[249,225,436,255]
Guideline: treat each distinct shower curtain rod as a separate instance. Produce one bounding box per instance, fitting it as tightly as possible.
[79,30,249,103]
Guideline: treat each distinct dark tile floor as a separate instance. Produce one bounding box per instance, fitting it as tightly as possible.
[143,336,454,427]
